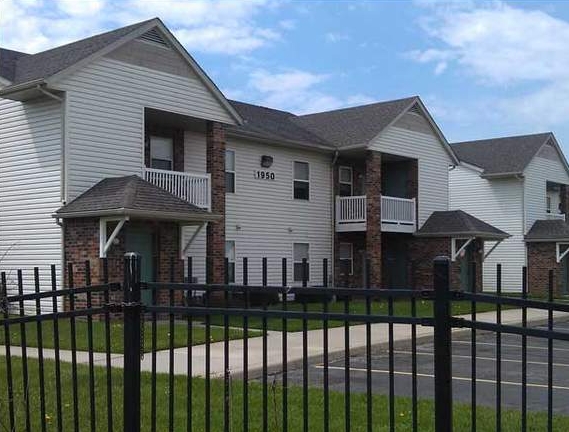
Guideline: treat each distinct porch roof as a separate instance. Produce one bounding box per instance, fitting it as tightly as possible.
[525,220,569,242]
[415,210,510,240]
[54,175,220,223]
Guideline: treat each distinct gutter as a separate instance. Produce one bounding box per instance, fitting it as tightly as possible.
[0,78,44,96]
[53,208,222,222]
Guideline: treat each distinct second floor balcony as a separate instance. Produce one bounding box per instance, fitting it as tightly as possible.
[335,195,416,233]
[142,167,211,210]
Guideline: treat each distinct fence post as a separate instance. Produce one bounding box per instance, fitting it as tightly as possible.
[123,252,142,432]
[433,256,452,432]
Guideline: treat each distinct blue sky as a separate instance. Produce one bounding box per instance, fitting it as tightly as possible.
[4,0,569,150]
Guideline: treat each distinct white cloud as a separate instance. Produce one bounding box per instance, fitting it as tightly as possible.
[410,2,569,133]
[0,0,283,55]
[245,68,375,114]
[325,32,350,43]
[416,3,569,85]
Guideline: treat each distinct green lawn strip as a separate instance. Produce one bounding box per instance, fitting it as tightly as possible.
[0,356,566,431]
[0,319,260,354]
[209,299,511,331]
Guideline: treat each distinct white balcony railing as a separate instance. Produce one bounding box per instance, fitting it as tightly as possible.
[381,195,416,226]
[336,195,367,224]
[142,167,211,210]
[546,212,566,221]
[335,195,416,232]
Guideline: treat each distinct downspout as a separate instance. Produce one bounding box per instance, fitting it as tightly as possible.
[38,85,67,291]
[331,150,339,286]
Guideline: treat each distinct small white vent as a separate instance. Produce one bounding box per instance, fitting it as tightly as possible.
[138,28,169,47]
[408,103,422,115]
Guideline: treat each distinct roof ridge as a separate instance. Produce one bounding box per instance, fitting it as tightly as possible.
[229,99,297,117]
[452,132,552,146]
[297,95,418,118]
[23,18,156,57]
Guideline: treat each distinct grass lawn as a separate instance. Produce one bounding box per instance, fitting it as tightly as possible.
[0,356,566,431]
[0,318,260,354]
[209,299,511,332]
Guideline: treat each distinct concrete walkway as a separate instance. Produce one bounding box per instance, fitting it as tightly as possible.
[2,308,568,378]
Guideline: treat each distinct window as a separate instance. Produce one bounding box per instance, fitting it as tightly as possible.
[339,243,353,275]
[225,150,235,193]
[225,241,236,283]
[293,243,310,282]
[339,166,353,196]
[150,136,173,170]
[293,161,310,200]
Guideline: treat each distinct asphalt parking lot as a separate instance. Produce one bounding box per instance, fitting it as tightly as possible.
[285,320,569,414]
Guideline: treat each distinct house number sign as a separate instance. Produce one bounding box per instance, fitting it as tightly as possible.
[254,170,276,180]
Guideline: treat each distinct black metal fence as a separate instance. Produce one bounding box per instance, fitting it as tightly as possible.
[1,256,569,431]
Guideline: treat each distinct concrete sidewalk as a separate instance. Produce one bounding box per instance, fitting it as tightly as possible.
[2,308,568,378]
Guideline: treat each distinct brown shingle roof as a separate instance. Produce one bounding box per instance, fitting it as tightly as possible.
[451,133,553,176]
[55,175,218,222]
[415,210,510,239]
[525,219,569,241]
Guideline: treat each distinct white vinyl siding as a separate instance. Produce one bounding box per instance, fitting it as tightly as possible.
[225,138,332,286]
[181,130,207,283]
[54,55,234,200]
[0,96,62,303]
[369,112,453,227]
[524,144,569,232]
[450,165,525,292]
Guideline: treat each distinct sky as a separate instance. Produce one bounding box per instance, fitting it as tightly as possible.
[3,0,569,151]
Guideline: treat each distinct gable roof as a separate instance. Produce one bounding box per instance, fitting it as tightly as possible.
[451,132,554,177]
[2,19,155,86]
[228,100,334,149]
[54,175,219,222]
[0,18,242,124]
[415,210,510,239]
[524,219,569,242]
[293,96,417,148]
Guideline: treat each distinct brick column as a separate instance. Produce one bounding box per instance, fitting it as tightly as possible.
[365,150,382,287]
[206,121,226,283]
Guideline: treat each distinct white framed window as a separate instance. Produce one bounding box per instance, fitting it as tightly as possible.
[293,161,310,200]
[339,242,353,275]
[225,150,235,193]
[150,136,173,170]
[339,166,353,196]
[293,243,310,282]
[225,240,236,283]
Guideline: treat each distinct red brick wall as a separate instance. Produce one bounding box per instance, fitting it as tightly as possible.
[206,121,226,283]
[63,218,184,308]
[527,242,563,296]
[408,237,483,291]
[365,150,382,287]
[334,232,366,287]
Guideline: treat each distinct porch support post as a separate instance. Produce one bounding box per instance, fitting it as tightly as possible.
[365,150,382,287]
[99,216,128,258]
[451,237,474,262]
[206,121,226,283]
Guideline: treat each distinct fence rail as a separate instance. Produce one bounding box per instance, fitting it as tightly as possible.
[0,257,567,432]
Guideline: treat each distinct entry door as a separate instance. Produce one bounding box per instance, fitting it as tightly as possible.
[459,244,474,292]
[385,241,408,288]
[125,227,154,305]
